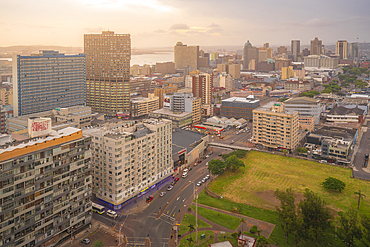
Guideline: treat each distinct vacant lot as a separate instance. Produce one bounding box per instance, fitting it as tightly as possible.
[208,151,370,214]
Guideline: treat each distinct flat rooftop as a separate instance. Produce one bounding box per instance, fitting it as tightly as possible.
[151,108,192,118]
[172,128,206,154]
[312,126,357,140]
[222,97,259,104]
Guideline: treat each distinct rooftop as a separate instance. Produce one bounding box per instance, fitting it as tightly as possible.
[172,128,206,154]
[222,97,260,104]
[312,126,357,140]
[209,241,234,247]
[151,108,192,117]
[328,106,365,116]
[284,96,319,104]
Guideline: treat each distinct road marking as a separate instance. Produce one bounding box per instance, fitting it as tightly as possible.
[167,210,169,214]
[177,197,180,201]
[183,198,186,202]
[172,213,175,217]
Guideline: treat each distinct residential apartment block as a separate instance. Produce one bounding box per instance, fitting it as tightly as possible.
[192,73,213,105]
[86,119,172,209]
[253,102,299,151]
[221,96,260,120]
[0,127,92,247]
[284,79,313,92]
[12,51,86,116]
[154,84,178,108]
[174,42,199,71]
[84,31,131,116]
[163,93,201,124]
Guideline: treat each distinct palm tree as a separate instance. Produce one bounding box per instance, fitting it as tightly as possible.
[354,190,366,209]
[187,237,194,247]
[93,240,105,247]
[188,224,195,233]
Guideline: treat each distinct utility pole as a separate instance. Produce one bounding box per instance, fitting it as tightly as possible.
[195,183,198,243]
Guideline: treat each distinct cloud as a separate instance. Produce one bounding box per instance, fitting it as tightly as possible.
[170,23,189,30]
[154,29,166,34]
[208,23,220,28]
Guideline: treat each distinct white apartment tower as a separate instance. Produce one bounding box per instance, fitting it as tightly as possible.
[87,119,172,209]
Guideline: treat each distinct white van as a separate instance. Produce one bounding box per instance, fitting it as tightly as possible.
[107,210,118,219]
[182,172,188,178]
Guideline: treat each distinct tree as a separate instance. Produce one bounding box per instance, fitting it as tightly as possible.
[222,149,248,160]
[93,240,105,247]
[256,235,270,247]
[296,147,308,154]
[321,88,333,94]
[279,97,288,102]
[354,80,367,89]
[186,237,194,247]
[321,177,346,192]
[354,190,366,210]
[361,213,370,247]
[283,149,287,156]
[207,159,226,175]
[275,188,300,244]
[337,208,362,247]
[188,224,195,233]
[225,155,245,172]
[298,189,333,246]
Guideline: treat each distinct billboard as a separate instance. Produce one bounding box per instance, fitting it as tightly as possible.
[28,118,52,138]
[163,96,172,108]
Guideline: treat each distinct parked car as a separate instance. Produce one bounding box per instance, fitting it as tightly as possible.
[218,153,223,156]
[197,160,202,163]
[159,191,166,197]
[197,182,202,187]
[174,178,179,182]
[167,185,173,191]
[182,173,188,178]
[206,162,208,166]
[206,155,210,158]
[202,179,206,183]
[146,196,154,203]
[231,140,234,144]
[171,181,176,186]
[81,239,90,244]
[183,168,189,173]
[205,175,210,180]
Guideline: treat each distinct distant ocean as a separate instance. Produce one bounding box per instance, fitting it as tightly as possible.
[0,52,174,66]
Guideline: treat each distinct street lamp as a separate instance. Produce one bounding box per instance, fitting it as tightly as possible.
[119,224,123,246]
[193,182,198,243]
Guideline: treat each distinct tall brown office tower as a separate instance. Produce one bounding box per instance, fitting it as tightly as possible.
[84,31,131,117]
[310,37,323,55]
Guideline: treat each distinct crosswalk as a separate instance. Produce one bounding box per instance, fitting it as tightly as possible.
[126,236,169,247]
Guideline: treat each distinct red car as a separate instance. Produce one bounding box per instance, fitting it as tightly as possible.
[174,178,179,182]
[197,160,202,163]
[146,196,153,203]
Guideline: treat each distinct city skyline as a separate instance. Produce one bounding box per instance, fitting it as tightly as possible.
[1,0,370,48]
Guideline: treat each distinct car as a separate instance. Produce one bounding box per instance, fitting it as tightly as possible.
[174,178,179,182]
[183,168,189,173]
[319,160,327,164]
[171,181,176,186]
[202,179,206,183]
[206,155,210,158]
[159,191,166,197]
[182,173,188,178]
[218,153,223,156]
[81,238,90,244]
[236,132,239,135]
[196,182,202,186]
[197,160,202,163]
[231,140,234,144]
[146,196,154,203]
[206,162,208,166]
[205,175,210,180]
[167,185,173,191]
[243,130,246,133]
[209,152,213,155]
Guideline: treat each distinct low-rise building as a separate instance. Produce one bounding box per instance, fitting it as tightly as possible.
[299,115,315,131]
[85,119,172,209]
[337,98,369,114]
[7,105,92,134]
[221,96,260,120]
[149,108,192,128]
[284,79,313,91]
[326,106,365,124]
[284,97,323,124]
[0,126,92,246]
[253,102,300,151]
[130,93,159,117]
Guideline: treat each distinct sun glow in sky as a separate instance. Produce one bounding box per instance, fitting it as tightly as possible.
[1,0,369,48]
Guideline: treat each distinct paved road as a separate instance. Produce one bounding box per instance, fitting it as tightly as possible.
[92,147,230,247]
[353,127,370,180]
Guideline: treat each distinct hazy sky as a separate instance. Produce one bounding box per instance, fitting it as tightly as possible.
[1,0,370,49]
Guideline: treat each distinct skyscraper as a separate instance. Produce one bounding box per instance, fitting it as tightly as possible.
[349,42,359,60]
[12,50,86,116]
[243,41,259,70]
[336,40,348,59]
[310,37,323,55]
[84,31,131,116]
[291,40,300,62]
[174,42,199,71]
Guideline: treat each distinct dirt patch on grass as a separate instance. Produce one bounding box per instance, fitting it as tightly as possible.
[253,190,305,209]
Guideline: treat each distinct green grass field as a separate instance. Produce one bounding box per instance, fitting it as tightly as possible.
[178,230,215,247]
[179,213,211,235]
[190,205,240,230]
[208,151,370,214]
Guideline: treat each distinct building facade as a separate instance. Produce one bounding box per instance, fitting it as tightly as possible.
[243,41,259,70]
[284,97,323,124]
[284,80,313,92]
[252,102,299,151]
[191,74,213,105]
[155,62,175,74]
[174,42,199,71]
[154,84,178,108]
[84,31,131,116]
[221,96,260,120]
[87,119,172,209]
[291,40,300,62]
[130,94,159,117]
[336,40,348,60]
[310,37,323,55]
[12,51,86,116]
[163,93,201,124]
[304,55,339,69]
[0,127,92,247]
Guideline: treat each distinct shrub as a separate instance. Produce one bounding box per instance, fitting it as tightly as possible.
[188,207,191,212]
[250,225,257,233]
